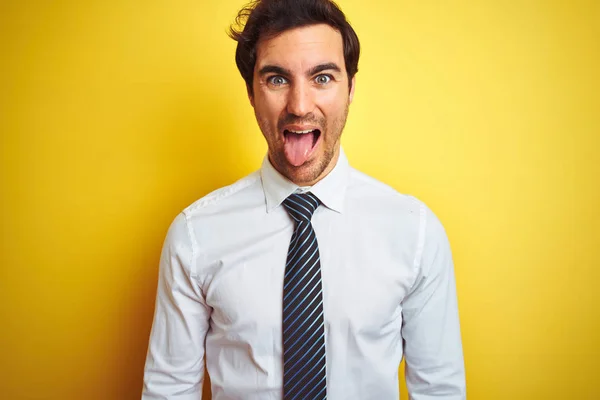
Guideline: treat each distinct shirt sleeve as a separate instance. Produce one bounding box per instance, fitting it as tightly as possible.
[401,205,466,399]
[142,213,211,399]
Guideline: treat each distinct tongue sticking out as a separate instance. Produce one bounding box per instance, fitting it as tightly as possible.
[284,131,316,166]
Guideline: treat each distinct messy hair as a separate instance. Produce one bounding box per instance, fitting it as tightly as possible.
[228,0,360,93]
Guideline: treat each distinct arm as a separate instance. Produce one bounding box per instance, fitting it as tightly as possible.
[142,213,211,399]
[401,205,466,399]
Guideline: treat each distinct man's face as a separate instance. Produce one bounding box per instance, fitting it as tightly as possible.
[250,24,355,186]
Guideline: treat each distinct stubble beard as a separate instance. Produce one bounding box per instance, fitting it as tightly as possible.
[258,103,349,186]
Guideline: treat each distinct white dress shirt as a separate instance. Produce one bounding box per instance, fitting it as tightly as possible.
[142,148,466,399]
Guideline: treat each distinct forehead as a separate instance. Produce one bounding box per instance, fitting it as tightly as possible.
[255,24,345,71]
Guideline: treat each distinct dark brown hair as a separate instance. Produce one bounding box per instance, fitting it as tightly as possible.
[228,0,360,93]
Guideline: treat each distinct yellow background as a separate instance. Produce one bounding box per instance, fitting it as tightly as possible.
[1,0,598,398]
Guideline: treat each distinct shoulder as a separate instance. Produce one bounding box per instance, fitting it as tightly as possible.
[347,167,423,216]
[347,166,449,253]
[181,170,262,218]
[164,170,262,245]
[161,170,263,274]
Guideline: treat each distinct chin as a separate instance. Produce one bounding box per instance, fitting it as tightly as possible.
[270,146,334,185]
[288,158,328,185]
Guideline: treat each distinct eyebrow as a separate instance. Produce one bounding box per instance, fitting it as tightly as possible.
[258,65,291,76]
[308,62,341,76]
[257,62,342,77]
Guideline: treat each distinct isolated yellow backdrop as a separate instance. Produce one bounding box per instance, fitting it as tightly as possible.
[1,0,598,399]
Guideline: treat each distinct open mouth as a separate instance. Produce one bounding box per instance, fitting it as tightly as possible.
[283,129,321,147]
[282,128,322,166]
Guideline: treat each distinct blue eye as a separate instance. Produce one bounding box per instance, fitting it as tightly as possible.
[315,74,332,85]
[268,76,287,86]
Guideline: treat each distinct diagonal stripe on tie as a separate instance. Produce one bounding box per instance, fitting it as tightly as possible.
[282,192,327,400]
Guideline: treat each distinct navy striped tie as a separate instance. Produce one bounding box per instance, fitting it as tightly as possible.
[281,192,327,400]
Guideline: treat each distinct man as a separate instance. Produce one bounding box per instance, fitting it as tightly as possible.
[142,0,466,399]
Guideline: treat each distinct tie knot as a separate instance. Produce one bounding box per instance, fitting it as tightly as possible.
[282,192,321,222]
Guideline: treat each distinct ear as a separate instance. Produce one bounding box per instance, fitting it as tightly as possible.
[247,83,255,108]
[348,76,356,104]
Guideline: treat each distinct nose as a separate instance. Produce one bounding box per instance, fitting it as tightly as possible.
[286,82,314,117]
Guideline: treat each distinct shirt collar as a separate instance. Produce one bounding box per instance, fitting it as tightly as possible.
[260,147,350,214]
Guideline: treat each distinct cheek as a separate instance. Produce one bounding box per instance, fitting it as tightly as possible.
[256,91,286,119]
[319,90,349,115]
[255,98,287,141]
